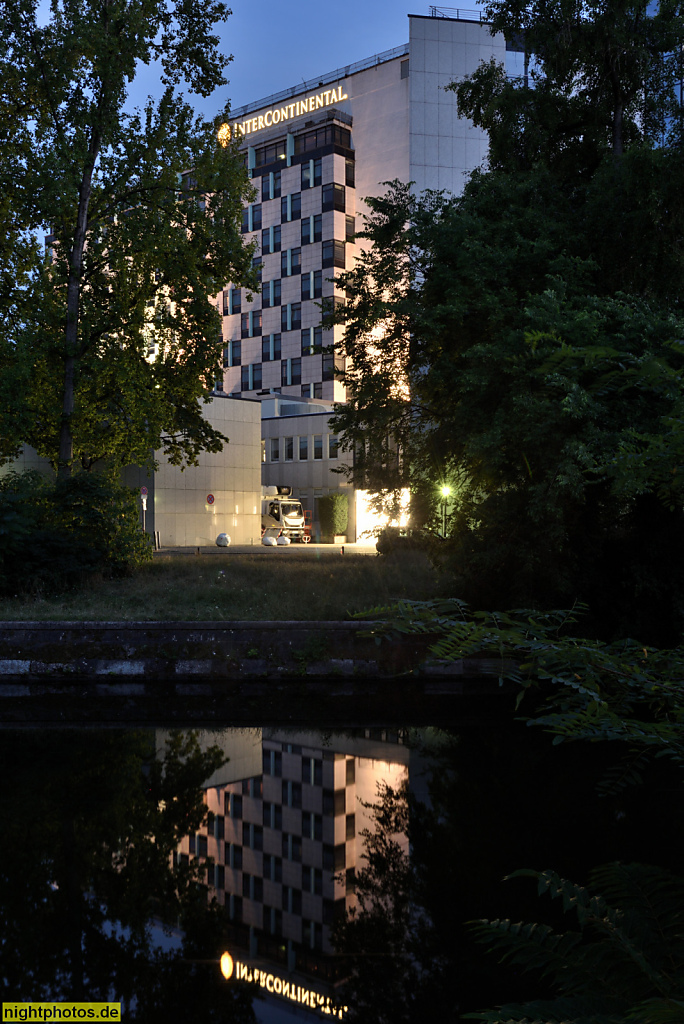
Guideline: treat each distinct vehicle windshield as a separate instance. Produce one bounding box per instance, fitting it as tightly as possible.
[280,503,303,518]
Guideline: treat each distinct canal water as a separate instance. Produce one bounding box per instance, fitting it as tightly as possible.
[0,718,678,1022]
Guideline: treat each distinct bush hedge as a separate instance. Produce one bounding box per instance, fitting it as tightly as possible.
[0,470,151,595]
[318,492,348,540]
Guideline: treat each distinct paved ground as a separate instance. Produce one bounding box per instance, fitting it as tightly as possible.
[153,541,378,558]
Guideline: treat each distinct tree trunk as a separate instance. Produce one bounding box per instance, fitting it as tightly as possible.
[58,148,98,478]
[612,96,624,157]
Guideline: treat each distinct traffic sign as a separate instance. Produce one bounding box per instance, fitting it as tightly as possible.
[206,493,215,505]
[140,486,148,496]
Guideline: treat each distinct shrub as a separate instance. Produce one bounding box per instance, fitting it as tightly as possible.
[0,470,151,595]
[318,492,348,540]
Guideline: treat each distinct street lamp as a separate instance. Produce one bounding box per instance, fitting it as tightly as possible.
[440,485,451,538]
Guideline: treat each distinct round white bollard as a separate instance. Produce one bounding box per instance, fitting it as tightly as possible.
[262,535,277,546]
[276,535,291,546]
[216,533,231,547]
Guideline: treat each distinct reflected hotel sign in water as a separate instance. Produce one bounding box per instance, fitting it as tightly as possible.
[217,84,349,145]
[220,951,348,1018]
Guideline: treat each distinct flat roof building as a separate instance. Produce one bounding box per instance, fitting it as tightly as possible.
[213,10,508,540]
[217,11,506,406]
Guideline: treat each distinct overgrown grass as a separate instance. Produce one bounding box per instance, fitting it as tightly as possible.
[0,551,446,621]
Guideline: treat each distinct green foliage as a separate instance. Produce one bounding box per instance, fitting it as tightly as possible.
[329,0,684,644]
[0,728,253,1017]
[357,599,684,776]
[332,781,455,1024]
[0,469,151,594]
[318,492,349,538]
[331,174,684,642]
[0,0,256,474]
[467,863,684,1024]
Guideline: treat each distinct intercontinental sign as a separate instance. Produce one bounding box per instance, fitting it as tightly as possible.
[217,83,348,146]
[220,951,348,1019]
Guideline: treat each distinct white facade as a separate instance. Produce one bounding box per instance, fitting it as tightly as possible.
[123,394,262,547]
[213,12,505,540]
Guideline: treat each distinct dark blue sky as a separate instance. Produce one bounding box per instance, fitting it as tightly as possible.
[128,2,425,118]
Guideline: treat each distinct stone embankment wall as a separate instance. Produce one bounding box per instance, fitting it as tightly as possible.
[0,621,514,723]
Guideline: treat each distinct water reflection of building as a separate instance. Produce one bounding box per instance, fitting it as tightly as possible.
[168,728,411,1001]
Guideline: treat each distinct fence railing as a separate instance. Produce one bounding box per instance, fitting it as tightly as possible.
[429,6,485,20]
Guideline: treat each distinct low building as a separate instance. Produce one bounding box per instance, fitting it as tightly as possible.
[123,394,262,547]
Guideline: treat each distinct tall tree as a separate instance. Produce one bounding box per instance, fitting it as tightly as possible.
[330,1,684,642]
[0,0,256,476]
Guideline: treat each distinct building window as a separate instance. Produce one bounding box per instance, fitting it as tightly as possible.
[252,255,262,283]
[281,192,301,222]
[262,224,281,254]
[323,353,335,381]
[281,247,301,276]
[346,813,356,840]
[262,279,281,308]
[270,437,279,462]
[241,363,262,390]
[282,886,302,915]
[223,340,241,368]
[314,382,322,399]
[254,137,287,166]
[262,169,281,201]
[299,436,308,461]
[313,435,323,460]
[241,203,262,233]
[227,793,243,819]
[244,823,264,851]
[242,874,263,902]
[345,158,355,187]
[282,834,302,862]
[264,906,283,936]
[303,866,323,895]
[302,811,323,841]
[301,326,323,355]
[345,215,355,242]
[322,240,346,269]
[322,843,346,872]
[242,777,263,797]
[281,357,301,387]
[225,842,243,870]
[294,124,351,155]
[262,332,281,361]
[228,894,243,922]
[281,303,301,332]
[302,757,322,785]
[264,855,282,883]
[241,310,262,338]
[302,920,322,951]
[400,58,409,79]
[301,270,322,301]
[263,748,283,776]
[329,435,339,460]
[263,802,283,830]
[284,436,294,462]
[301,214,322,246]
[223,288,241,315]
[322,183,345,212]
[282,779,302,807]
[198,834,208,857]
[301,158,322,189]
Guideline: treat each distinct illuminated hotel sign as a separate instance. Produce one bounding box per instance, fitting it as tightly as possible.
[220,951,348,1019]
[217,83,348,146]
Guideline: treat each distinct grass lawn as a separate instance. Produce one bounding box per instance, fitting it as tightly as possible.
[0,550,446,621]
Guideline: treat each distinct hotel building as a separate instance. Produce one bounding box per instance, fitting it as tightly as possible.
[214,9,515,539]
[169,728,421,1017]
